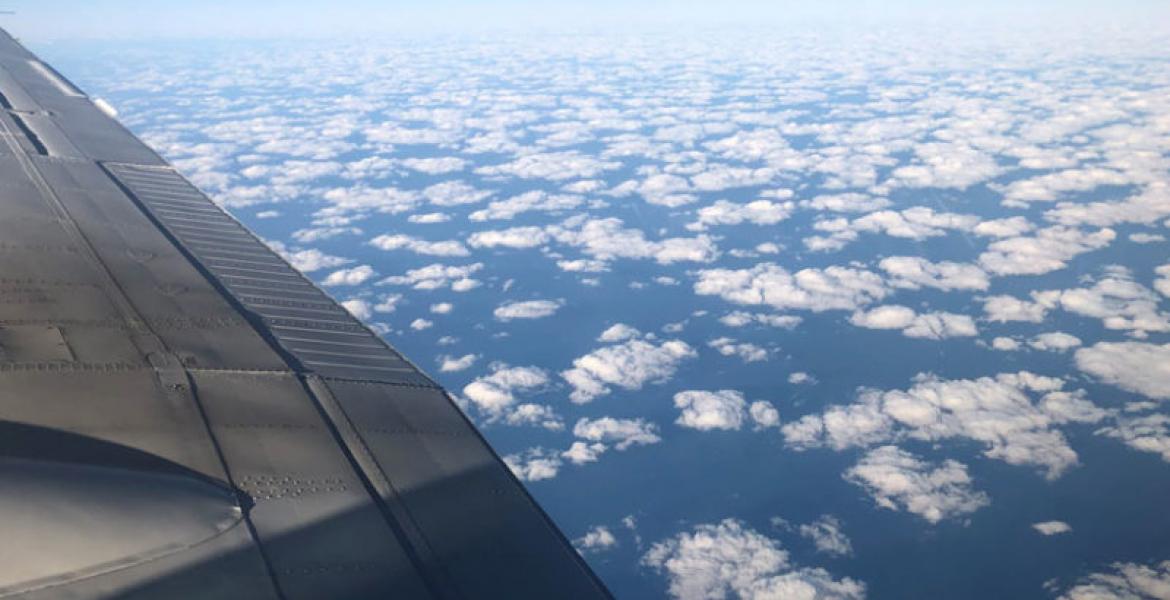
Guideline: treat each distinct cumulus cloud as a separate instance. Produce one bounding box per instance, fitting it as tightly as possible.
[322,265,375,286]
[849,306,978,340]
[799,515,853,557]
[750,401,781,430]
[694,263,887,313]
[686,199,794,231]
[401,156,468,174]
[467,226,550,249]
[642,519,865,600]
[575,526,618,554]
[271,245,352,273]
[1075,342,1170,400]
[999,167,1130,206]
[1056,560,1170,600]
[563,338,698,403]
[462,364,549,418]
[878,256,989,292]
[438,353,478,372]
[469,190,583,221]
[807,207,978,251]
[1044,184,1170,227]
[573,417,662,450]
[1029,332,1083,352]
[708,337,769,362]
[503,448,561,482]
[719,312,803,329]
[340,299,372,320]
[476,150,619,181]
[549,217,719,265]
[369,233,470,256]
[423,180,493,206]
[978,226,1116,276]
[1097,413,1170,463]
[844,446,990,523]
[674,390,749,431]
[379,262,483,291]
[598,323,642,342]
[494,299,563,321]
[1032,521,1072,536]
[783,372,1106,479]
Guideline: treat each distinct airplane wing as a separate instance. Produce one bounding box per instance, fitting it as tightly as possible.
[0,28,611,599]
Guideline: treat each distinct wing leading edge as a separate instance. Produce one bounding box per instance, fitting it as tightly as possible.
[0,28,610,599]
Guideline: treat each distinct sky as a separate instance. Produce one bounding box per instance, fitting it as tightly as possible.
[6,0,1170,40]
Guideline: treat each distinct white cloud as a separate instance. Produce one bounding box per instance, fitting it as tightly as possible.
[494,299,563,321]
[799,515,853,557]
[783,372,1106,479]
[423,180,493,206]
[807,207,979,251]
[1156,264,1170,298]
[503,448,561,482]
[273,246,352,273]
[438,353,478,372]
[322,265,375,286]
[844,446,989,524]
[719,312,803,329]
[889,142,1001,190]
[690,165,777,192]
[467,226,550,249]
[1029,332,1083,352]
[1056,560,1170,600]
[674,390,749,431]
[410,318,433,330]
[401,156,468,174]
[430,302,453,314]
[978,226,1115,276]
[687,199,794,231]
[573,417,662,450]
[469,190,583,221]
[374,294,403,313]
[562,338,697,403]
[801,193,891,213]
[598,323,641,342]
[1032,521,1072,536]
[972,216,1035,238]
[1075,342,1170,400]
[320,185,420,215]
[695,263,887,313]
[462,364,549,416]
[708,337,769,362]
[1097,413,1170,463]
[991,337,1022,351]
[379,262,483,291]
[549,217,719,265]
[476,150,619,181]
[340,299,373,320]
[850,306,978,340]
[369,233,470,256]
[408,212,451,224]
[642,519,865,600]
[789,372,815,385]
[750,401,781,430]
[1000,167,1129,206]
[562,441,607,465]
[878,256,989,292]
[982,294,1056,323]
[575,526,618,554]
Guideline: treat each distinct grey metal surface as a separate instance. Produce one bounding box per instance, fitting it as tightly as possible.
[0,26,610,599]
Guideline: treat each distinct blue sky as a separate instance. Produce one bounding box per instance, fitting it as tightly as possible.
[7,0,1170,41]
